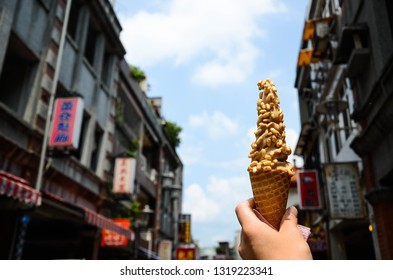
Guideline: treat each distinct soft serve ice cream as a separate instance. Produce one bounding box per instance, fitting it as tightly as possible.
[248,79,294,176]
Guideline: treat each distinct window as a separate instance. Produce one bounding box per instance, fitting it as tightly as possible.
[90,125,103,171]
[84,18,99,67]
[101,48,113,88]
[67,0,83,42]
[73,112,90,160]
[0,33,37,117]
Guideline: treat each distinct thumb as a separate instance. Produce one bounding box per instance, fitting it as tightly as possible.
[279,206,299,231]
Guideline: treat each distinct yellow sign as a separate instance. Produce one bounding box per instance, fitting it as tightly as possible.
[297,49,314,66]
[303,20,315,40]
[176,247,195,260]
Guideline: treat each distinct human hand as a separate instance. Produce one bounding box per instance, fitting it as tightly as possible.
[235,198,313,260]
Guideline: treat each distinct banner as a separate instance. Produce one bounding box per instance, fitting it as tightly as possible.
[297,170,322,209]
[49,97,84,149]
[324,162,365,219]
[100,218,130,247]
[113,157,136,194]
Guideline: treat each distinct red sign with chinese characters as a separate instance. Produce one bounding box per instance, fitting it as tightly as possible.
[113,157,136,194]
[100,218,130,247]
[176,246,195,260]
[297,169,322,209]
[49,97,84,149]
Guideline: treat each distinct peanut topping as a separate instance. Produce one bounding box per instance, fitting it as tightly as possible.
[248,79,294,176]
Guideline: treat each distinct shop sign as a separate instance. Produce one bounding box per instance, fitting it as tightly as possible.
[100,218,130,247]
[324,162,365,219]
[113,157,136,194]
[49,97,84,149]
[158,240,172,260]
[297,170,322,209]
[178,214,191,244]
[176,246,195,260]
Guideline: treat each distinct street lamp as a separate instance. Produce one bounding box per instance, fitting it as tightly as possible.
[136,204,154,228]
[316,98,348,126]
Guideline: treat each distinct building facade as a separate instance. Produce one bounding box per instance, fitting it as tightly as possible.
[113,60,184,258]
[0,0,183,259]
[295,0,393,259]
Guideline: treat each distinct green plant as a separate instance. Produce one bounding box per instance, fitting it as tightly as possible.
[126,139,139,158]
[115,201,142,228]
[164,120,182,148]
[129,65,146,82]
[129,201,142,227]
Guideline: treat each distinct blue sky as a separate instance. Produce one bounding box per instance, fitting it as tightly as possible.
[114,0,309,249]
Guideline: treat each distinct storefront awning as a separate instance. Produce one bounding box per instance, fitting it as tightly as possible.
[42,191,135,241]
[0,170,41,206]
[83,208,135,241]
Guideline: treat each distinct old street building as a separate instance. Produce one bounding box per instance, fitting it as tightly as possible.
[295,0,393,259]
[0,0,183,259]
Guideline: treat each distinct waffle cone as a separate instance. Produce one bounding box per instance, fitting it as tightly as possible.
[249,170,291,230]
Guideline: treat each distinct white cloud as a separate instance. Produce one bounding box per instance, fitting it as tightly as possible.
[214,157,250,171]
[118,0,287,86]
[188,111,238,140]
[183,183,221,222]
[178,144,203,165]
[191,43,259,87]
[183,175,251,223]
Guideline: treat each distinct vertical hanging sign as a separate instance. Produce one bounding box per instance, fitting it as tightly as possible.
[178,214,191,244]
[113,157,136,194]
[324,162,365,219]
[297,169,322,209]
[48,97,84,149]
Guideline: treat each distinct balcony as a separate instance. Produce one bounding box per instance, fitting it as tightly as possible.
[334,24,370,77]
[136,154,157,198]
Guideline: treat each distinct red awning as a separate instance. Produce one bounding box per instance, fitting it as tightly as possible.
[0,170,41,206]
[83,208,135,241]
[42,191,135,241]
